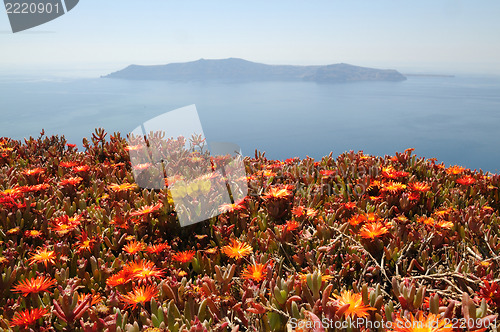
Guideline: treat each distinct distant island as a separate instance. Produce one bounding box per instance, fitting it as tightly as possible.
[103,58,407,83]
[403,73,455,78]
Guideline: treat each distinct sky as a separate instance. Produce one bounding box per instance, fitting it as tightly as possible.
[1,0,500,77]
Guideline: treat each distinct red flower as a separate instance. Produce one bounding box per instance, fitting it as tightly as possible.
[124,260,165,283]
[219,202,246,213]
[106,269,134,287]
[59,176,83,187]
[146,242,170,254]
[359,222,390,239]
[12,276,56,296]
[222,239,253,259]
[348,214,367,226]
[241,263,267,282]
[341,202,357,210]
[291,206,317,218]
[263,186,293,200]
[446,165,466,175]
[59,161,79,168]
[282,220,301,232]
[20,184,50,193]
[76,232,97,254]
[408,181,430,192]
[10,307,49,328]
[130,202,162,217]
[456,175,476,186]
[479,280,500,308]
[320,170,335,177]
[73,165,90,173]
[123,241,146,254]
[50,214,83,235]
[28,248,57,267]
[24,229,43,238]
[172,250,196,263]
[381,166,408,179]
[120,285,158,309]
[22,168,45,176]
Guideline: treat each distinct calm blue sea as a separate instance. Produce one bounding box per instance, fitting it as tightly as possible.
[1,75,499,173]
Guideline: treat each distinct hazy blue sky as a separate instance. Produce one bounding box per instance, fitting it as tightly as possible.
[1,0,500,76]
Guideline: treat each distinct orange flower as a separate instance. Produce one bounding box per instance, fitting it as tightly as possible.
[369,195,383,202]
[382,181,407,194]
[130,202,162,217]
[24,229,43,239]
[446,165,465,175]
[109,182,138,192]
[12,276,56,296]
[106,269,134,287]
[291,206,317,218]
[408,181,430,192]
[434,207,453,217]
[110,215,130,229]
[78,292,103,306]
[28,248,56,267]
[50,214,83,235]
[59,176,83,187]
[0,187,23,197]
[364,212,379,223]
[73,165,90,173]
[76,232,97,254]
[219,202,246,213]
[241,263,267,282]
[381,166,398,179]
[435,220,454,230]
[408,192,421,201]
[123,241,146,254]
[382,166,409,179]
[124,260,165,283]
[359,222,390,239]
[222,239,253,259]
[10,307,49,328]
[456,175,476,186]
[417,216,435,226]
[330,290,374,319]
[146,242,170,254]
[263,186,293,200]
[348,214,367,226]
[120,285,158,309]
[172,250,196,263]
[20,184,50,193]
[391,311,452,331]
[59,161,79,168]
[341,202,357,210]
[282,220,301,232]
[368,179,382,190]
[260,169,277,177]
[7,227,20,235]
[320,170,335,177]
[22,168,45,176]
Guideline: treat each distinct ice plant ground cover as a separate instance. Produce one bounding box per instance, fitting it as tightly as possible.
[1,129,500,331]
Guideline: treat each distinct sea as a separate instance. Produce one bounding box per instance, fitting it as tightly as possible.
[1,74,500,173]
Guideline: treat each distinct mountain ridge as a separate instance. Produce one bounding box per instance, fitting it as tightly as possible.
[104,58,407,83]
